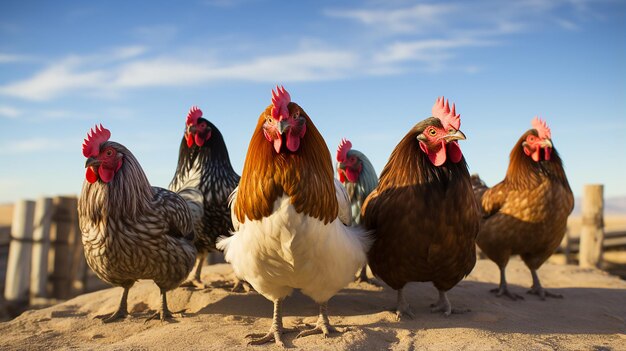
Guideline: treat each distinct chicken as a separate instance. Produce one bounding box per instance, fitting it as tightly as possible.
[169,106,242,290]
[217,86,370,347]
[336,138,379,283]
[362,97,479,319]
[473,117,573,300]
[78,124,196,322]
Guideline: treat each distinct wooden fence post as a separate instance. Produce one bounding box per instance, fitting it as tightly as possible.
[49,196,78,299]
[30,197,53,300]
[4,200,35,304]
[579,184,604,268]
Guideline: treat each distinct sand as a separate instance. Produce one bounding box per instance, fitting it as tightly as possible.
[0,258,625,350]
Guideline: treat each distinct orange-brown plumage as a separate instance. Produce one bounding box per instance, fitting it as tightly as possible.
[474,121,574,300]
[234,103,338,224]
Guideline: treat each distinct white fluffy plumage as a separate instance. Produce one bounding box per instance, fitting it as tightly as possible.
[218,179,369,304]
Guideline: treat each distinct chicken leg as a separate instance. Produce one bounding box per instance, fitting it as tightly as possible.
[95,286,129,323]
[430,290,470,316]
[181,252,208,289]
[395,287,415,320]
[146,288,182,322]
[296,302,338,338]
[246,299,293,347]
[527,269,563,300]
[490,266,524,300]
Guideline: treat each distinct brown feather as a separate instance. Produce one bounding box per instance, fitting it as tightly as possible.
[362,118,479,291]
[476,129,574,270]
[235,103,338,224]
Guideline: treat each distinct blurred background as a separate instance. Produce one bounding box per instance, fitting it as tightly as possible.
[0,0,625,203]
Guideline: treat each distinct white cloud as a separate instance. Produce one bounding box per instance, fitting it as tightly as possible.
[0,60,106,101]
[0,106,21,118]
[0,137,74,154]
[375,38,494,64]
[0,53,34,64]
[325,4,457,34]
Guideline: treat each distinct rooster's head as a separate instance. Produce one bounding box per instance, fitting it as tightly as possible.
[82,124,122,184]
[262,86,307,153]
[523,116,553,162]
[416,97,466,166]
[185,106,212,148]
[336,138,362,183]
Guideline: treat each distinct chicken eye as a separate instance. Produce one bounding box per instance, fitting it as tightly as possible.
[105,149,114,157]
[428,128,437,136]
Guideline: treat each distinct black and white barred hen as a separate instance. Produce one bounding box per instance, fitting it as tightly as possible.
[78,124,197,322]
[169,106,241,289]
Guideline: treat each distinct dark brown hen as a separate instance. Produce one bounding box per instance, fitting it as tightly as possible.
[362,97,479,319]
[78,125,196,322]
[474,117,573,300]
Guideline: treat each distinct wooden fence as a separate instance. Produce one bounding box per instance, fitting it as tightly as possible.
[0,185,623,311]
[2,196,88,308]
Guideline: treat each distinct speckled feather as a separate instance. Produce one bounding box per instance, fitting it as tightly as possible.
[78,141,196,291]
[474,130,574,270]
[362,118,480,291]
[169,121,241,253]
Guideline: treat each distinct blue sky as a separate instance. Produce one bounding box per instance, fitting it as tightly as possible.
[0,0,624,204]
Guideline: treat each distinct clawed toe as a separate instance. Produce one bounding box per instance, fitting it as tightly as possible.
[144,310,184,323]
[296,324,338,339]
[491,287,524,301]
[95,310,128,323]
[395,307,415,321]
[181,279,208,289]
[527,288,563,300]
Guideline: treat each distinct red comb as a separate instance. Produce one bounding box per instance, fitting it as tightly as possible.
[271,85,291,121]
[186,106,203,126]
[432,96,461,130]
[336,138,352,162]
[532,116,551,139]
[82,124,111,158]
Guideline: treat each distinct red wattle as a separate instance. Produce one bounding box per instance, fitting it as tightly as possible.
[426,141,447,166]
[86,167,98,184]
[447,141,463,163]
[186,134,194,148]
[338,170,346,183]
[98,167,115,183]
[544,147,552,161]
[346,167,360,182]
[195,134,205,147]
[286,131,300,152]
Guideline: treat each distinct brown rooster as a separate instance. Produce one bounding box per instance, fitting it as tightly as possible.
[218,86,370,346]
[78,124,196,322]
[362,97,479,319]
[473,117,573,300]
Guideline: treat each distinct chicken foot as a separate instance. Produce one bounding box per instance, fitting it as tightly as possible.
[246,299,294,347]
[296,302,338,338]
[527,269,563,300]
[145,288,183,322]
[395,287,415,320]
[430,290,469,316]
[355,265,380,286]
[95,286,129,323]
[181,252,208,289]
[490,266,524,300]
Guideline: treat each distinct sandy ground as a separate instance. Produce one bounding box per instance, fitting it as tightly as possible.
[1,259,625,351]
